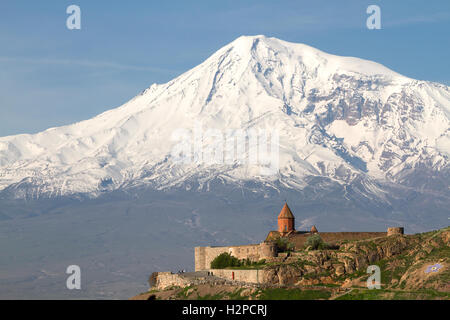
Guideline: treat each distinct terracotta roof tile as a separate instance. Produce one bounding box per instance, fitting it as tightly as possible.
[278,203,294,219]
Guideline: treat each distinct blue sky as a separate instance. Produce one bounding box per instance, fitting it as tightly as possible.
[0,0,449,136]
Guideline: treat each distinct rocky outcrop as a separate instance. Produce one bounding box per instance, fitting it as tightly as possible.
[258,228,449,288]
[262,265,301,285]
[140,227,449,299]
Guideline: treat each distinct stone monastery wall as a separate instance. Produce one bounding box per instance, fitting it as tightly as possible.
[195,242,276,271]
[208,269,263,284]
[195,230,400,271]
[152,269,267,289]
[287,232,388,248]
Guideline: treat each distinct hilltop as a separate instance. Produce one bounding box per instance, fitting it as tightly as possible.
[132,226,449,300]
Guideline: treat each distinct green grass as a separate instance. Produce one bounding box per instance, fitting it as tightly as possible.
[258,288,332,300]
[176,285,195,298]
[294,259,316,268]
[226,288,247,300]
[140,288,158,295]
[422,267,450,289]
[196,293,226,300]
[373,259,394,285]
[336,288,450,300]
[348,268,366,279]
[424,243,450,260]
[336,289,393,300]
[196,288,249,300]
[302,270,332,280]
[417,226,449,239]
[373,238,448,288]
[312,283,341,288]
[365,241,378,251]
[211,253,267,269]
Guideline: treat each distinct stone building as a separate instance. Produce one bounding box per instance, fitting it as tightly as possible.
[194,202,404,271]
[278,202,295,235]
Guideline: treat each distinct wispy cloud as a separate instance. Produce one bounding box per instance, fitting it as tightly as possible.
[0,56,177,74]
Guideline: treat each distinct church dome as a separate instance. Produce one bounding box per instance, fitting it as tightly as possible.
[278,203,294,219]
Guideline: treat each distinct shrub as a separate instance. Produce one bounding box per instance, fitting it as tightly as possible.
[210,254,267,269]
[305,234,327,250]
[276,237,295,252]
[210,252,242,269]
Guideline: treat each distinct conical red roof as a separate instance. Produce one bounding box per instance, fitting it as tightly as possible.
[278,203,294,219]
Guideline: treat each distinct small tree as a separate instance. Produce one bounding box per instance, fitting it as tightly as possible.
[275,237,295,252]
[210,252,241,269]
[304,234,327,250]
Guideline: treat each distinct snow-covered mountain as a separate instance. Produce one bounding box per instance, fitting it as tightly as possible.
[1,35,449,300]
[0,35,449,200]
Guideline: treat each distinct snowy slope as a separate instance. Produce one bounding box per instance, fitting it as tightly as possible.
[0,35,449,199]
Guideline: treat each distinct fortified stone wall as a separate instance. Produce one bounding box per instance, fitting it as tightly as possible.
[266,231,388,250]
[195,230,395,271]
[208,269,265,284]
[151,269,269,289]
[387,227,404,236]
[289,232,387,249]
[195,242,276,271]
[152,272,192,290]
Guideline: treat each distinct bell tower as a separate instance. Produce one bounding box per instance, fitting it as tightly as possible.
[278,202,295,235]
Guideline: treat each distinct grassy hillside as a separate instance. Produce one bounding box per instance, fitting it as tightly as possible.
[132,226,449,300]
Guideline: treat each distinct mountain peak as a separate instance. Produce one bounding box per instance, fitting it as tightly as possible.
[212,35,406,80]
[0,36,448,200]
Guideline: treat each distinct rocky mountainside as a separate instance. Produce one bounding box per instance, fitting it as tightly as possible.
[0,35,448,202]
[133,227,450,300]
